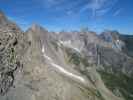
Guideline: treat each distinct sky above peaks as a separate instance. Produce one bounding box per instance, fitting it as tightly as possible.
[0,0,133,34]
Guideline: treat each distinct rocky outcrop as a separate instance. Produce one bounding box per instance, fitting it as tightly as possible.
[100,30,125,51]
[0,11,28,95]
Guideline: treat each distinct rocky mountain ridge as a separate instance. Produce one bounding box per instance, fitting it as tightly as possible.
[0,11,133,100]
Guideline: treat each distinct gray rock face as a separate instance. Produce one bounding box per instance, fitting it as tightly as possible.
[100,30,120,42]
[73,30,133,77]
[97,46,133,76]
[120,35,133,57]
[100,30,125,51]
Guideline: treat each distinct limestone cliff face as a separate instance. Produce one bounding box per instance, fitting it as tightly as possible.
[0,11,132,100]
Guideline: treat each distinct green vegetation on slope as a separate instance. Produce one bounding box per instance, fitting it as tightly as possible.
[65,48,89,67]
[51,41,58,51]
[68,51,81,66]
[98,70,133,100]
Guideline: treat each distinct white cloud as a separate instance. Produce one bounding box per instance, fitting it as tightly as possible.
[113,8,122,16]
[32,0,120,18]
[80,0,119,17]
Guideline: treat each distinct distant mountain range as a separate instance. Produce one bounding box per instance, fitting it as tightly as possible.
[0,10,133,100]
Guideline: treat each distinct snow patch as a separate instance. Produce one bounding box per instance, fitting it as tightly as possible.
[41,45,85,83]
[50,62,85,83]
[42,45,52,61]
[59,40,80,53]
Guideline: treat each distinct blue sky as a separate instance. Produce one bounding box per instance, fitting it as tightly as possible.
[0,0,133,34]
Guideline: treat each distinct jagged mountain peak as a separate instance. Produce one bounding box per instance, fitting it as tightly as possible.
[0,10,6,20]
[100,30,120,42]
[26,23,48,40]
[29,23,48,33]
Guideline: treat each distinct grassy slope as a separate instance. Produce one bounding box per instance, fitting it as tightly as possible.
[98,70,133,100]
